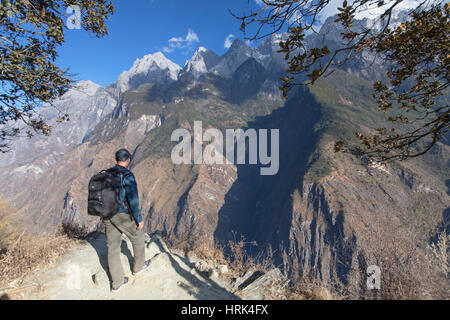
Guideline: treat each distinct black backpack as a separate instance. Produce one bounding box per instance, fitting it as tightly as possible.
[87,167,130,219]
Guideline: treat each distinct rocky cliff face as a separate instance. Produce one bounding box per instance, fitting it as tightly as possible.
[1,14,448,296]
[0,81,117,197]
[8,69,446,296]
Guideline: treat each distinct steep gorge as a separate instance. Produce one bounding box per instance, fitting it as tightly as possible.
[1,22,448,296]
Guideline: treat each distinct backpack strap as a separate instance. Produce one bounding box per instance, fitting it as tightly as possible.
[117,169,132,213]
[103,167,131,210]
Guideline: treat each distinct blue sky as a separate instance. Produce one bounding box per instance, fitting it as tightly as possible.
[57,0,264,87]
[57,0,421,87]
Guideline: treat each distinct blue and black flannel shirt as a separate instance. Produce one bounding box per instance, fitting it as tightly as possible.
[113,164,143,225]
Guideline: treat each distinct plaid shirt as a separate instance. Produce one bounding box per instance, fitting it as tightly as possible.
[113,164,143,224]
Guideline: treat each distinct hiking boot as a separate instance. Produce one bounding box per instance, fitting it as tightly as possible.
[132,260,151,276]
[111,276,129,292]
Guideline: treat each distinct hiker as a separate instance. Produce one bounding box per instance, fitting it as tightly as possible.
[102,148,148,292]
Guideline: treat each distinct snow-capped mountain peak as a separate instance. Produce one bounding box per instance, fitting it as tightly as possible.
[229,38,247,50]
[115,52,181,93]
[73,80,103,97]
[128,52,179,76]
[181,47,220,79]
[211,38,260,78]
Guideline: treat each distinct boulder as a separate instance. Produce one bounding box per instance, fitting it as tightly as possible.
[240,268,290,300]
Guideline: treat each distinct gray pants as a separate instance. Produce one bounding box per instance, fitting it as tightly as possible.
[103,212,145,288]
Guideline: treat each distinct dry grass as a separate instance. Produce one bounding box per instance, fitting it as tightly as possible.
[0,201,19,251]
[173,226,446,300]
[350,228,449,300]
[158,217,449,301]
[281,231,449,300]
[222,231,270,277]
[0,201,80,299]
[426,232,449,280]
[285,282,338,300]
[171,230,273,280]
[187,237,229,267]
[168,230,344,300]
[279,273,347,300]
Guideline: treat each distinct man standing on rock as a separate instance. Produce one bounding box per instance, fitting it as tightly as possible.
[103,148,148,292]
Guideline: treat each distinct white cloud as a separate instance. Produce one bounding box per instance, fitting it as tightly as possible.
[354,0,422,19]
[317,0,341,23]
[163,29,199,53]
[318,0,423,23]
[256,0,423,26]
[224,34,235,49]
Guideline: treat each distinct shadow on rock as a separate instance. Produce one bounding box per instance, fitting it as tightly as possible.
[150,233,240,300]
[86,232,134,284]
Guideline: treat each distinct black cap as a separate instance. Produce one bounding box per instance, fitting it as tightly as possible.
[115,149,131,162]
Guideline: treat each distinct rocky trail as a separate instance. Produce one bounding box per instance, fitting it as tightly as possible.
[8,232,287,300]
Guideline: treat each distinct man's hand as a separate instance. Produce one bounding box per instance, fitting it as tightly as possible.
[137,221,144,230]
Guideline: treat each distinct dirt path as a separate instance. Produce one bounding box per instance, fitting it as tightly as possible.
[18,233,238,300]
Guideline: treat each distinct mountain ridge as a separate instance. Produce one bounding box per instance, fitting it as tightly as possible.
[1,11,448,298]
